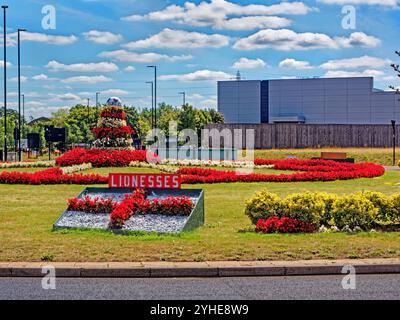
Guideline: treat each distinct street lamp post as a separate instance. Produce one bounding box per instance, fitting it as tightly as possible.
[22,93,25,139]
[147,66,157,129]
[146,81,154,129]
[2,5,8,162]
[392,120,397,166]
[179,91,186,107]
[95,92,100,121]
[17,28,26,162]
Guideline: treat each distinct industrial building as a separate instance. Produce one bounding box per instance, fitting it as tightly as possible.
[217,77,400,124]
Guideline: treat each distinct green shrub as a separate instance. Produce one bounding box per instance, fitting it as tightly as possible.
[332,194,379,230]
[314,192,339,226]
[245,191,282,224]
[356,191,395,224]
[390,193,400,224]
[281,192,328,226]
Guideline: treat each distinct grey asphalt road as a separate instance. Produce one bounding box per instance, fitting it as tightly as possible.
[1,274,400,300]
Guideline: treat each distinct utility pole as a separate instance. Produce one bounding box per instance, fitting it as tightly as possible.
[22,94,25,139]
[147,66,157,129]
[2,5,8,161]
[146,81,154,129]
[179,91,186,107]
[17,28,26,162]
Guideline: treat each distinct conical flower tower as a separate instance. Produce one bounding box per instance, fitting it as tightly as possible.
[92,97,134,149]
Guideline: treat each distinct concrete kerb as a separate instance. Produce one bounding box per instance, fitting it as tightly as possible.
[1,259,400,278]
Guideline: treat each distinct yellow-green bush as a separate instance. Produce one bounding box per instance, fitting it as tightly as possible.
[281,192,327,226]
[332,194,379,230]
[356,191,395,224]
[390,193,400,224]
[244,191,282,224]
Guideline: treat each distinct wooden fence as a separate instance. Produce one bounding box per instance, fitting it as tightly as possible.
[205,124,400,149]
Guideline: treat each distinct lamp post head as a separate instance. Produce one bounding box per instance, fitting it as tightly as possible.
[18,28,26,32]
[1,5,8,9]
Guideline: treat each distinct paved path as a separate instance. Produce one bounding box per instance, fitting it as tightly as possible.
[1,274,400,300]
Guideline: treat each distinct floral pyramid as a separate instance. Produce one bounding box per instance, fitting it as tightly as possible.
[92,98,135,149]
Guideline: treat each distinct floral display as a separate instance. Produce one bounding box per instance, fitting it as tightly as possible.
[0,167,107,185]
[176,161,384,184]
[92,105,134,149]
[0,160,56,169]
[255,217,317,234]
[110,190,194,228]
[246,190,400,233]
[67,189,195,228]
[55,148,159,167]
[68,196,117,214]
[61,163,93,175]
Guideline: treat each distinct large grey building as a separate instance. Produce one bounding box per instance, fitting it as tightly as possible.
[217,77,400,124]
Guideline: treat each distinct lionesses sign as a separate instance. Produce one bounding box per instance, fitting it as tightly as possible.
[109,173,182,189]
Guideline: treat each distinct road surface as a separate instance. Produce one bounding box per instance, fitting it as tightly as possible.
[0,274,399,300]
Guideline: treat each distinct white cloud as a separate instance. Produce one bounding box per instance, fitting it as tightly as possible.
[82,30,123,44]
[214,16,291,30]
[7,31,78,45]
[320,55,392,69]
[0,61,12,67]
[232,57,267,69]
[122,0,312,30]
[279,58,313,69]
[101,89,130,96]
[124,66,136,72]
[323,69,385,78]
[159,70,233,82]
[123,28,230,49]
[46,60,119,72]
[9,76,28,82]
[99,50,192,63]
[318,0,398,6]
[49,93,82,101]
[62,75,112,84]
[233,29,380,50]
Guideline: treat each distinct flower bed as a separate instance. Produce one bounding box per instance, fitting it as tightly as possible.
[67,189,195,228]
[256,217,317,234]
[92,126,135,140]
[0,160,56,169]
[246,190,400,233]
[55,148,159,167]
[177,161,384,184]
[0,167,107,185]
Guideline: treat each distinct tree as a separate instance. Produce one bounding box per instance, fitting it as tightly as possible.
[390,50,400,93]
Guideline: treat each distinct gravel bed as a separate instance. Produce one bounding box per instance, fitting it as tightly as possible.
[55,211,189,233]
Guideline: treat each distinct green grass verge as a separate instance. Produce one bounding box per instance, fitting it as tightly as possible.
[1,165,400,262]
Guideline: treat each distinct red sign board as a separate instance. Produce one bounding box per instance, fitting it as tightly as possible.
[109,173,182,189]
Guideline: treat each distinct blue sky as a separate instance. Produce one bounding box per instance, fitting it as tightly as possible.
[3,0,400,118]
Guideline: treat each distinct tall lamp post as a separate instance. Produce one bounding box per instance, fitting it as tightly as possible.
[392,120,396,166]
[2,5,8,161]
[22,93,25,139]
[17,28,26,162]
[147,66,157,129]
[95,92,100,121]
[179,91,186,107]
[146,81,154,129]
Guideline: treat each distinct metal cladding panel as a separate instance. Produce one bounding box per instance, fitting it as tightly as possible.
[218,80,261,124]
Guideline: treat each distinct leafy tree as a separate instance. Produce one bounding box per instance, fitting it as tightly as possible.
[390,50,400,93]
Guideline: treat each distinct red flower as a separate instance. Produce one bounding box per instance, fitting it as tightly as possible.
[91,126,135,140]
[100,106,126,120]
[109,189,194,228]
[256,217,317,234]
[55,148,160,167]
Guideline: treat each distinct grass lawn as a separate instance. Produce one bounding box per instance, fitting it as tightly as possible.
[1,164,400,262]
[255,148,399,166]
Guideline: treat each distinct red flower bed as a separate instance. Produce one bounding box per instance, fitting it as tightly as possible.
[0,167,107,185]
[68,196,117,214]
[108,190,194,228]
[92,126,135,140]
[55,148,159,167]
[256,217,317,234]
[177,160,384,184]
[100,106,126,120]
